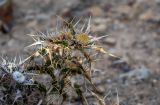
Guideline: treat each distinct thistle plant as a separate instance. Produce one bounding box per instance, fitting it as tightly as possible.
[0,17,115,105]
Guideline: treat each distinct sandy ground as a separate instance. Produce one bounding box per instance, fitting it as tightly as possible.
[0,0,160,105]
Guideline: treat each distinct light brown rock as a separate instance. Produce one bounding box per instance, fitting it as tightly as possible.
[87,6,104,17]
[104,37,116,46]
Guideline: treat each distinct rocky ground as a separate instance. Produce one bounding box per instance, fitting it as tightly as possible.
[0,0,160,105]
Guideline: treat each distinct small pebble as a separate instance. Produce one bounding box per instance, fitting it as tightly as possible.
[119,66,151,80]
[87,6,104,17]
[103,37,116,46]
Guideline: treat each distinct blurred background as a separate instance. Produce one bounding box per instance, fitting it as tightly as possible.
[0,0,160,104]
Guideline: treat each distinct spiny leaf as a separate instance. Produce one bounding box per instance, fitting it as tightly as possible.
[54,40,69,47]
[35,81,47,93]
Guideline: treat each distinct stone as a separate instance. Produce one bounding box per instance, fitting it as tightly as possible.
[103,37,116,46]
[155,0,160,4]
[92,24,107,32]
[97,85,105,93]
[139,9,160,23]
[115,5,133,19]
[24,15,35,21]
[91,18,111,32]
[36,14,50,22]
[93,18,110,24]
[119,66,151,80]
[139,10,154,21]
[116,5,132,15]
[87,6,104,17]
[26,20,37,28]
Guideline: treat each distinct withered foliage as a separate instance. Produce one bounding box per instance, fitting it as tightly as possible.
[0,17,115,105]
